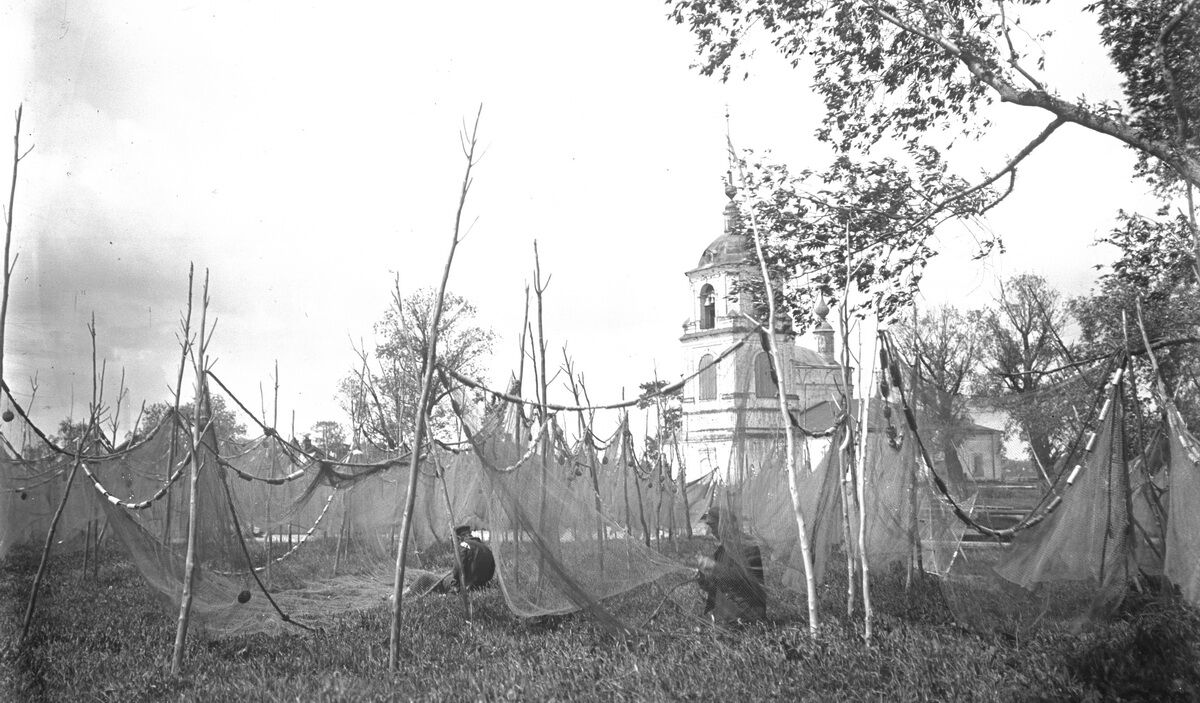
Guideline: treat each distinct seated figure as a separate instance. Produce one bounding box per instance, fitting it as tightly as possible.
[434,524,496,593]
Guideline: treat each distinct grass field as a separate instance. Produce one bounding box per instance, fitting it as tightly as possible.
[2,541,1199,702]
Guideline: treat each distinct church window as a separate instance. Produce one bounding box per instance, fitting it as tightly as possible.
[699,284,716,330]
[698,354,717,400]
[754,352,778,398]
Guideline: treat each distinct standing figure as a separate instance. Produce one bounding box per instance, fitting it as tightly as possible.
[695,506,766,623]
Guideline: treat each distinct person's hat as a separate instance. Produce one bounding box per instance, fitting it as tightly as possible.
[454,525,474,537]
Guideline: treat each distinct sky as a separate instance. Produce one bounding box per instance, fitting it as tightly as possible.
[0,1,1164,442]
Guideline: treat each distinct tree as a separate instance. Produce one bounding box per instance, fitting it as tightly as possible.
[1073,212,1200,430]
[979,274,1084,473]
[891,305,985,485]
[345,287,494,449]
[140,393,248,446]
[669,1,1200,193]
[637,378,683,470]
[310,419,349,457]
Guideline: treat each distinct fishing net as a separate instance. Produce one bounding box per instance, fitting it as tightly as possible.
[1165,402,1200,606]
[898,358,1147,636]
[5,318,1188,643]
[0,374,500,636]
[0,386,115,561]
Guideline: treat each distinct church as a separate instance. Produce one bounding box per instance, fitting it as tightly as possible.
[679,182,844,481]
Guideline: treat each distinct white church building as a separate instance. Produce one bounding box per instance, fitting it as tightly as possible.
[679,183,844,481]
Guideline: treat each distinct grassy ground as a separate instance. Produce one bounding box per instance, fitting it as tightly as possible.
[2,542,1199,702]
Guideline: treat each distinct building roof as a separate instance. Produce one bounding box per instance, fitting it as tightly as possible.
[792,346,834,367]
[790,397,1005,436]
[694,230,751,269]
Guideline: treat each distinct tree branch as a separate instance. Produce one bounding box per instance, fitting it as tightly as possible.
[867,0,1200,187]
[997,0,1046,93]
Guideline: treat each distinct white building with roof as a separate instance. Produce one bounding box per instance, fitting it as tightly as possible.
[679,183,843,482]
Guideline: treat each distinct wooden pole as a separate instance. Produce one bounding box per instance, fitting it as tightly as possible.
[855,332,876,644]
[164,265,195,543]
[435,451,473,620]
[93,519,103,580]
[564,356,605,571]
[1,104,30,394]
[332,490,350,576]
[267,360,279,586]
[389,106,482,672]
[21,315,101,643]
[531,241,552,591]
[629,426,652,548]
[730,130,820,637]
[172,269,209,675]
[837,227,859,619]
[20,422,93,642]
[80,519,92,582]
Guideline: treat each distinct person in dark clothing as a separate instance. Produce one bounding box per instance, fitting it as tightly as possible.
[435,525,496,593]
[695,505,767,623]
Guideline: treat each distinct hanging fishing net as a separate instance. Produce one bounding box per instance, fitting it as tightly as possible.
[0,385,115,561]
[7,316,1184,644]
[879,339,1157,637]
[1165,402,1200,607]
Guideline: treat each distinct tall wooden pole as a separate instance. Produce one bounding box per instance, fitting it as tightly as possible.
[164,265,195,543]
[1,104,29,392]
[21,315,101,643]
[20,421,93,642]
[389,107,482,672]
[172,270,209,674]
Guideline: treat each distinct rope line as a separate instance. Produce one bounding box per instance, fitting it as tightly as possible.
[78,414,210,510]
[2,470,68,493]
[882,332,1123,539]
[0,382,176,461]
[211,491,338,575]
[82,454,191,510]
[215,456,319,633]
[442,331,753,412]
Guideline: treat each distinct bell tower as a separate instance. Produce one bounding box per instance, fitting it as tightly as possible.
[679,182,842,481]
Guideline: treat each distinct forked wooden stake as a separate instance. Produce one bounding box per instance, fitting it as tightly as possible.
[172,269,209,675]
[389,106,483,672]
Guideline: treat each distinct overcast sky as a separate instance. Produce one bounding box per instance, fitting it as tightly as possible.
[0,1,1161,440]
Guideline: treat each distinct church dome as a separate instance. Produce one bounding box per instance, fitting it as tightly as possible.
[696,231,751,268]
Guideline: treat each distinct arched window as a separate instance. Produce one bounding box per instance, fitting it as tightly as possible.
[754,352,778,398]
[699,284,716,330]
[698,353,717,400]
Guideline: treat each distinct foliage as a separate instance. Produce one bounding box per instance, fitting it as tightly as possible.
[51,419,94,450]
[890,305,985,484]
[1072,272,1200,433]
[343,288,494,449]
[1088,0,1200,193]
[668,0,1200,189]
[734,152,997,330]
[140,393,248,445]
[308,419,348,457]
[637,378,683,472]
[977,274,1087,472]
[3,545,1199,701]
[1100,210,1198,292]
